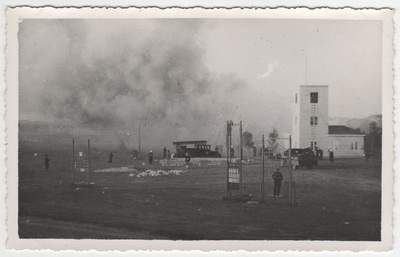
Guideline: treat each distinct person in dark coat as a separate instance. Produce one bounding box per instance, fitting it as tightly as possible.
[163,147,167,159]
[108,152,114,164]
[185,152,191,168]
[272,168,283,197]
[148,150,153,165]
[44,154,50,171]
[328,148,334,164]
[230,147,235,158]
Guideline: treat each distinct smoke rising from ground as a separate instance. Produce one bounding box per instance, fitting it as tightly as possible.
[19,19,248,150]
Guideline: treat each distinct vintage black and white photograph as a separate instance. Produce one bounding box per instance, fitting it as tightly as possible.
[6,7,394,252]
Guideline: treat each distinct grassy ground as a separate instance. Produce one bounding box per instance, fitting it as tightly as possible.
[18,140,381,240]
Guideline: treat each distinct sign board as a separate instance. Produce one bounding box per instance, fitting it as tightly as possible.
[228,162,240,190]
[74,152,88,172]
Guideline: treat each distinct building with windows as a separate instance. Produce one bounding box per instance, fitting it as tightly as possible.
[328,125,365,157]
[291,85,365,158]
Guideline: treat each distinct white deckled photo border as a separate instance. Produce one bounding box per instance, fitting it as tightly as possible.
[3,5,396,254]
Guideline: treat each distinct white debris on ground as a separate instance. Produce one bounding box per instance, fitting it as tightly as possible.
[94,166,187,178]
[94,167,137,173]
[135,169,187,178]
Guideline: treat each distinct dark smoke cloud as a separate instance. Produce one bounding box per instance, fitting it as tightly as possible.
[19,19,248,150]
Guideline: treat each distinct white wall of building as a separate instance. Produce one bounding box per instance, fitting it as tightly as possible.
[292,85,329,151]
[327,135,365,158]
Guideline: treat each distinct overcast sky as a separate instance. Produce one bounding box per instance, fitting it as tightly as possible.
[18,19,382,147]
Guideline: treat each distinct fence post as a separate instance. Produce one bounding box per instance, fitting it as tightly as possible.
[71,138,75,184]
[261,135,265,203]
[87,139,91,184]
[239,120,243,197]
[289,135,293,205]
[226,120,230,198]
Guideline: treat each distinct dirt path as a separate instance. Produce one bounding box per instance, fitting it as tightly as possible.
[19,216,167,239]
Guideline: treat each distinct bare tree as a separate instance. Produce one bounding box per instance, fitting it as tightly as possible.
[267,128,279,153]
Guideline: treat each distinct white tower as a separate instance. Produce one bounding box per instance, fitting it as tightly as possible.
[292,85,329,150]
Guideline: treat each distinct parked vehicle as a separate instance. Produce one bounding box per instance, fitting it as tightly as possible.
[281,148,318,169]
[173,140,222,158]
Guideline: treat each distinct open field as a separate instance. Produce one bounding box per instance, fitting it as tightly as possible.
[18,139,381,240]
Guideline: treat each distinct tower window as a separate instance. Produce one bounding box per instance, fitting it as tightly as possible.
[295,93,297,103]
[310,116,318,125]
[310,92,318,103]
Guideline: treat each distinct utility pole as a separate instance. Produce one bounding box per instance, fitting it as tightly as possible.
[226,120,230,198]
[261,134,265,203]
[289,135,293,205]
[239,120,243,197]
[138,123,141,153]
[229,121,232,162]
[71,138,75,184]
[87,139,91,184]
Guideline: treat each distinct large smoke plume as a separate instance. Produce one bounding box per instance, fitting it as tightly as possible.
[19,19,248,150]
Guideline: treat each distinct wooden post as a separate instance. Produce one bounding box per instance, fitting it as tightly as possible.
[230,121,233,198]
[139,123,141,153]
[87,139,91,184]
[289,135,293,205]
[239,120,243,197]
[226,120,230,198]
[261,134,265,203]
[72,138,75,184]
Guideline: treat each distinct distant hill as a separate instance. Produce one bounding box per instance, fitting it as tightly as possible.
[329,115,382,133]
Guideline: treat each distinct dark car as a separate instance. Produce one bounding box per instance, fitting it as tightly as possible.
[173,140,222,158]
[281,148,318,169]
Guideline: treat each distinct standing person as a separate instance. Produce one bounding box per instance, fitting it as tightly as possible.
[319,149,323,160]
[230,146,235,158]
[167,150,171,165]
[163,147,167,159]
[148,150,153,165]
[185,152,191,168]
[108,152,114,164]
[328,148,334,164]
[272,168,283,197]
[44,154,50,172]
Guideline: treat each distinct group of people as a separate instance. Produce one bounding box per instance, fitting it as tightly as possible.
[162,147,172,160]
[310,147,334,164]
[105,148,185,166]
[314,147,324,160]
[305,146,335,164]
[150,148,190,167]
